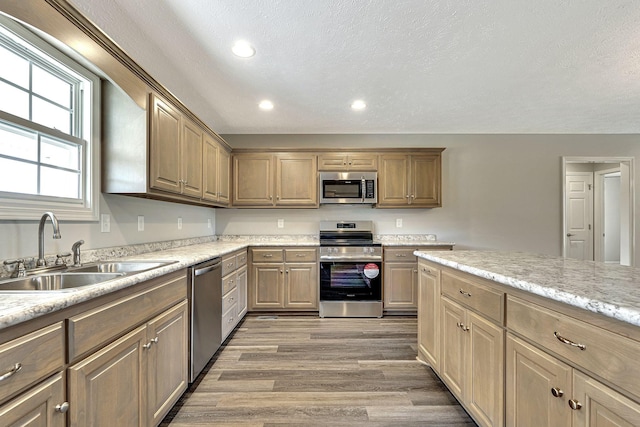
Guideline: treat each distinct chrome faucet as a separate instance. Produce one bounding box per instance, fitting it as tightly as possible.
[72,240,85,267]
[37,212,62,267]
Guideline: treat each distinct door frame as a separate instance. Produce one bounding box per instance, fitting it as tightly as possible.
[562,157,635,266]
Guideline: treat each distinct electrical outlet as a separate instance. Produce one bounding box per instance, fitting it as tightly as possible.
[277,219,284,228]
[137,215,144,231]
[207,218,212,229]
[396,218,403,228]
[100,213,110,233]
[178,217,182,230]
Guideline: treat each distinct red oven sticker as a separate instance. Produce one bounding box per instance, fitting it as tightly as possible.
[363,263,380,279]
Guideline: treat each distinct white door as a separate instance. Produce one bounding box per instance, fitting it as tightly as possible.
[565,172,593,261]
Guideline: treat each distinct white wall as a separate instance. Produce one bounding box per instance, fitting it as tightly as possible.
[221,134,640,266]
[0,194,216,260]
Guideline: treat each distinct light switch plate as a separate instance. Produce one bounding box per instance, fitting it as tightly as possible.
[396,218,403,228]
[137,215,144,231]
[100,214,110,233]
[178,217,183,230]
[207,218,212,229]
[277,219,284,228]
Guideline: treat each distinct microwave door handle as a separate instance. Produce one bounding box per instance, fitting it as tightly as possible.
[361,177,365,202]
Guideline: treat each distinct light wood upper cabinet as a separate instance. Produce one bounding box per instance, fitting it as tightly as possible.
[378,152,442,208]
[318,153,377,171]
[233,153,318,207]
[150,94,203,199]
[202,133,231,206]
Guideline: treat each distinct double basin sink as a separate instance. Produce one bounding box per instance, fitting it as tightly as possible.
[0,260,177,292]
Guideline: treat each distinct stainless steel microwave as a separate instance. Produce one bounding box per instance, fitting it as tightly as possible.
[319,172,377,204]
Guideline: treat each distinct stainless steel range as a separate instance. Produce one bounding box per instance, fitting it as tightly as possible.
[319,220,383,318]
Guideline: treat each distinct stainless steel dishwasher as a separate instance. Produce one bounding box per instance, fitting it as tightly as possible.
[189,257,222,382]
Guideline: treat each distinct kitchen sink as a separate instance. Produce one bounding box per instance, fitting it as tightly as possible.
[69,260,177,274]
[0,272,125,292]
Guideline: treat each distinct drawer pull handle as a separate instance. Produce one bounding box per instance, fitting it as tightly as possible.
[0,363,22,381]
[568,399,582,410]
[459,289,472,297]
[551,387,564,398]
[296,254,306,257]
[55,402,70,413]
[554,332,586,350]
[396,254,407,257]
[263,254,273,258]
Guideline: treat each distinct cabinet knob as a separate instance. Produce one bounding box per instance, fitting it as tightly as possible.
[456,322,470,332]
[151,337,159,344]
[568,399,582,410]
[55,402,70,413]
[550,387,564,398]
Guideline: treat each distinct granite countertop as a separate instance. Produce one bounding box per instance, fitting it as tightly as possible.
[376,235,455,247]
[0,237,319,331]
[414,250,640,328]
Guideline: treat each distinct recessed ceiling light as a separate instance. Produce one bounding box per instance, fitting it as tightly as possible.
[351,100,366,110]
[259,100,274,110]
[232,40,255,58]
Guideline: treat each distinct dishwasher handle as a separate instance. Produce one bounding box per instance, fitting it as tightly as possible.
[194,260,222,276]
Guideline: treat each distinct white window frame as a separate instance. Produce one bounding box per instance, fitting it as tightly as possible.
[0,16,100,221]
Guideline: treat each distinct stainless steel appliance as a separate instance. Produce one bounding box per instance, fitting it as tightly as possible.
[319,220,383,317]
[188,257,222,382]
[319,172,377,204]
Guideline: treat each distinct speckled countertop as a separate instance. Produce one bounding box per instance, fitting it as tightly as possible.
[414,250,640,328]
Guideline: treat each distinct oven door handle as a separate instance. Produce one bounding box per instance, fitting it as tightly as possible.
[320,256,382,262]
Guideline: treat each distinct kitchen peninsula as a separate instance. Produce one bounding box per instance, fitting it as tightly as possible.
[415,250,640,427]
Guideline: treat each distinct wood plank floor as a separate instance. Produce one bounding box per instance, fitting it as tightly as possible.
[161,315,477,426]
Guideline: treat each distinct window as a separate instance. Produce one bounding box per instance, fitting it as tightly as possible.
[0,16,100,220]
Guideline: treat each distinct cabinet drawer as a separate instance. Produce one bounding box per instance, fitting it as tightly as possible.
[441,271,504,324]
[507,295,640,400]
[0,322,64,404]
[223,287,239,313]
[285,248,317,262]
[222,272,237,295]
[236,250,248,268]
[252,248,284,262]
[384,248,417,261]
[222,253,237,277]
[222,304,238,339]
[68,272,187,362]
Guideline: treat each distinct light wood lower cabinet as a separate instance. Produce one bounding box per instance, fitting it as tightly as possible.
[417,261,440,370]
[69,300,188,427]
[221,250,248,341]
[506,333,640,427]
[250,248,318,311]
[0,372,66,427]
[384,246,452,313]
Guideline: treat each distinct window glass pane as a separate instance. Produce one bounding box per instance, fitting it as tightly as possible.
[0,157,37,194]
[32,97,71,134]
[32,65,72,108]
[0,122,37,161]
[0,45,28,88]
[0,80,29,119]
[40,166,79,199]
[41,136,79,169]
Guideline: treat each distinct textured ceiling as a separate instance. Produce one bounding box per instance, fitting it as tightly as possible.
[67,0,640,134]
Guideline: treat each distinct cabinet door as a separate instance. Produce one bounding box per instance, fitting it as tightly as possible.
[418,263,439,369]
[276,154,318,206]
[383,262,417,310]
[218,148,231,205]
[202,133,219,202]
[377,154,409,207]
[284,262,318,309]
[439,297,466,400]
[0,373,66,427]
[466,310,504,427]
[318,154,349,171]
[505,334,571,427]
[146,301,188,427]
[347,154,378,171]
[572,370,640,427]
[181,119,203,198]
[251,263,284,309]
[150,94,182,194]
[237,265,248,318]
[68,325,147,427]
[233,154,273,206]
[410,155,441,207]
